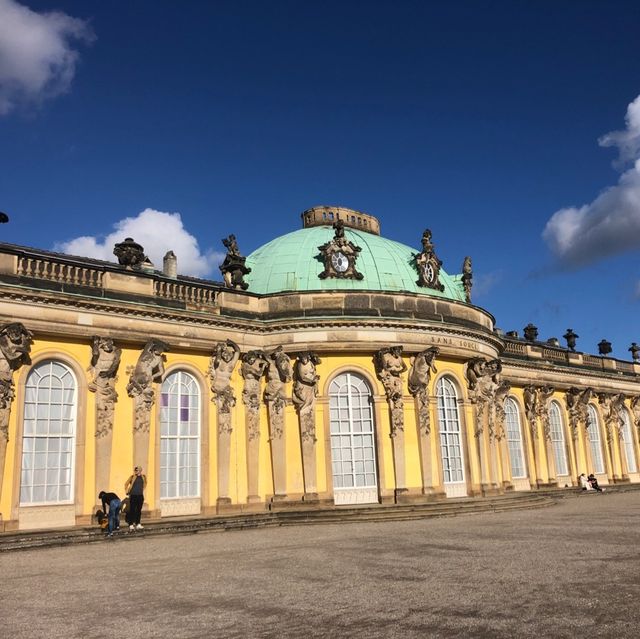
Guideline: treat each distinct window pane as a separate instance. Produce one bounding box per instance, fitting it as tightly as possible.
[160,371,201,499]
[20,360,77,504]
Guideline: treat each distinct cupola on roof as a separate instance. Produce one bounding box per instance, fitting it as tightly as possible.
[244,206,466,301]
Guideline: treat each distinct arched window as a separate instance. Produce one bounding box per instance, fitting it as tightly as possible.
[20,360,77,504]
[436,377,465,493]
[504,397,526,478]
[160,371,201,499]
[621,410,638,474]
[549,401,568,476]
[587,405,605,475]
[329,372,378,504]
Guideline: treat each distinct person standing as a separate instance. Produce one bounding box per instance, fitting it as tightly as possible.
[125,466,147,531]
[98,490,121,537]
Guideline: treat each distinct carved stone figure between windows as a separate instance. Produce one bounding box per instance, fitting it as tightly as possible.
[88,336,122,438]
[126,338,169,433]
[408,347,439,435]
[240,350,269,441]
[264,346,292,437]
[374,346,407,437]
[535,386,555,439]
[565,387,594,441]
[208,340,241,423]
[292,352,321,443]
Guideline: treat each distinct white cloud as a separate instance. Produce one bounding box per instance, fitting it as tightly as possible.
[56,209,225,278]
[0,0,94,115]
[599,94,640,167]
[472,270,503,299]
[543,95,640,268]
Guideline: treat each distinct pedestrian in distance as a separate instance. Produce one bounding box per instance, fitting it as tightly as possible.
[588,473,604,492]
[125,466,147,531]
[98,490,121,537]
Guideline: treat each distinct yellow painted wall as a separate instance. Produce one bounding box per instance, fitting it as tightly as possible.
[3,338,640,527]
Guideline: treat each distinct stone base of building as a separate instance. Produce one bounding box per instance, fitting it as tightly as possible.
[480,483,502,496]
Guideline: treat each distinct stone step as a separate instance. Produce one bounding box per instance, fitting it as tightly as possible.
[0,493,554,553]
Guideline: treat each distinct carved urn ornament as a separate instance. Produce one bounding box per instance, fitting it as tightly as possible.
[523,324,539,342]
[563,329,578,351]
[113,237,146,269]
[598,339,612,356]
[219,234,251,290]
[415,229,444,291]
[318,219,364,280]
[629,343,640,362]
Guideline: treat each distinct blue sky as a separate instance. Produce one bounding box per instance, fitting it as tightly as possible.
[1,1,640,358]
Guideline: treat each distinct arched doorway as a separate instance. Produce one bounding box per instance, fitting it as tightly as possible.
[329,372,378,505]
[587,405,605,475]
[436,376,467,498]
[159,370,201,515]
[549,401,569,478]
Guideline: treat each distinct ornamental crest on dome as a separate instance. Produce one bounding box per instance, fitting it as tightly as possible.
[318,220,364,280]
[415,229,444,291]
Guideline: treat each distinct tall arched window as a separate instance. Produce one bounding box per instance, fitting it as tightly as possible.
[436,377,465,495]
[160,371,201,499]
[587,405,605,475]
[329,372,378,505]
[20,360,77,504]
[621,410,638,474]
[504,397,526,478]
[549,401,568,476]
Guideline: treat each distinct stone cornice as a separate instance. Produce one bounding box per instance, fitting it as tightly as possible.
[502,358,640,389]
[0,285,503,352]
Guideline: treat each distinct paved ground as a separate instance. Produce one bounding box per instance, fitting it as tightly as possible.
[1,493,639,638]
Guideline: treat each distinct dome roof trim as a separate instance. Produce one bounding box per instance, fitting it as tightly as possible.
[245,224,466,301]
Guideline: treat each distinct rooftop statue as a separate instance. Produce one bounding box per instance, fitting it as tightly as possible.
[220,234,251,290]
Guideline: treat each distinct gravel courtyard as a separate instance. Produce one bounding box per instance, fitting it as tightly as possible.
[1,492,639,638]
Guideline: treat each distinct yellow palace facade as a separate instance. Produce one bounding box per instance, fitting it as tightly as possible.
[0,206,639,531]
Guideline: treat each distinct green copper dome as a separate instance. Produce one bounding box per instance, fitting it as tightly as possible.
[244,224,465,301]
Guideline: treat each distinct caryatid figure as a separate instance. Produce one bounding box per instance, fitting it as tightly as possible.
[208,339,241,414]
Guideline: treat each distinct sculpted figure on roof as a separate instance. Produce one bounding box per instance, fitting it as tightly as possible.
[220,234,251,290]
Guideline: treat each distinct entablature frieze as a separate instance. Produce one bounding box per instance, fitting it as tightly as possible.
[0,287,503,356]
[502,360,640,394]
